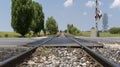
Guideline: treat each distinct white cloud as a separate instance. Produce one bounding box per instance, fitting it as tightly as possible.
[64,0,73,7]
[85,1,95,8]
[83,12,87,15]
[85,1,102,8]
[110,0,120,8]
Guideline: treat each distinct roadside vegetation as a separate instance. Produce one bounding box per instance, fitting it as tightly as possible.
[66,24,82,36]
[0,32,47,38]
[46,16,58,35]
[0,32,20,37]
[1,0,119,38]
[109,27,120,34]
[81,32,90,37]
[80,31,120,37]
[66,27,120,37]
[100,32,120,37]
[0,31,120,38]
[11,0,45,37]
[11,0,33,37]
[11,0,59,37]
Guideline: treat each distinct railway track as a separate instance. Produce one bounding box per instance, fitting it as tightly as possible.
[0,33,120,67]
[0,36,56,67]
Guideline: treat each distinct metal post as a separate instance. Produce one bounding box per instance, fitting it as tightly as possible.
[95,0,99,37]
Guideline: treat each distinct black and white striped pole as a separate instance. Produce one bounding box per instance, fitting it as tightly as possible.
[95,0,102,37]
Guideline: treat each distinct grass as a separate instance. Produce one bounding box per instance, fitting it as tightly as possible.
[81,32,90,37]
[0,31,120,37]
[0,31,46,38]
[0,32,20,37]
[100,32,120,37]
[81,32,120,37]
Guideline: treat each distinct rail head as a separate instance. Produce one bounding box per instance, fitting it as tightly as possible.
[0,37,55,67]
[0,47,37,67]
[71,38,120,67]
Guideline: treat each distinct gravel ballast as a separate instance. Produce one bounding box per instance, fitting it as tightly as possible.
[92,46,120,65]
[18,47,102,67]
[0,47,30,61]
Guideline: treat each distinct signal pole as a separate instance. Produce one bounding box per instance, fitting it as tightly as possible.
[95,0,99,37]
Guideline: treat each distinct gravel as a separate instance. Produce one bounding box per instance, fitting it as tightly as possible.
[0,47,30,61]
[75,37,120,65]
[92,46,120,65]
[18,47,102,67]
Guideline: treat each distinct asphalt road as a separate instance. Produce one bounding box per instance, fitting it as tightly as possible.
[0,36,120,47]
[0,37,47,47]
[76,37,120,44]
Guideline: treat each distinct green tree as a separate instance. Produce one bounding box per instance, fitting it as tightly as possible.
[67,24,81,35]
[109,27,120,34]
[11,0,33,36]
[46,16,58,34]
[67,24,73,33]
[31,1,44,36]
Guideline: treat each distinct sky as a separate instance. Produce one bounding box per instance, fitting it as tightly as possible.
[0,0,120,32]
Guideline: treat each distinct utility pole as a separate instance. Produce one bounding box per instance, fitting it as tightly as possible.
[95,0,99,37]
[95,0,102,37]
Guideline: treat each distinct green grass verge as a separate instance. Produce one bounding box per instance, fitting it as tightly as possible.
[0,31,120,37]
[0,32,20,37]
[0,32,46,38]
[81,32,90,37]
[81,32,120,37]
[100,32,120,37]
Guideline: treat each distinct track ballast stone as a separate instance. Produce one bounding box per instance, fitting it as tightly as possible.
[18,47,102,67]
[92,46,120,65]
[0,47,30,61]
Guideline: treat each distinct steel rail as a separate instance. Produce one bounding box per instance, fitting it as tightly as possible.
[71,38,120,67]
[1,33,119,67]
[0,36,56,67]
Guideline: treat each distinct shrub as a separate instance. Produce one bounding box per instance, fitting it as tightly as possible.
[109,27,120,34]
[67,24,82,35]
[4,34,8,37]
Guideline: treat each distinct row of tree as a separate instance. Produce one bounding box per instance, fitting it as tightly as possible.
[46,16,58,34]
[11,0,44,36]
[31,1,44,36]
[109,27,120,34]
[11,0,58,37]
[11,0,34,36]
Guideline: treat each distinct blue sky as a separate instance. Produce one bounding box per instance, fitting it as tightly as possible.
[0,0,120,32]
